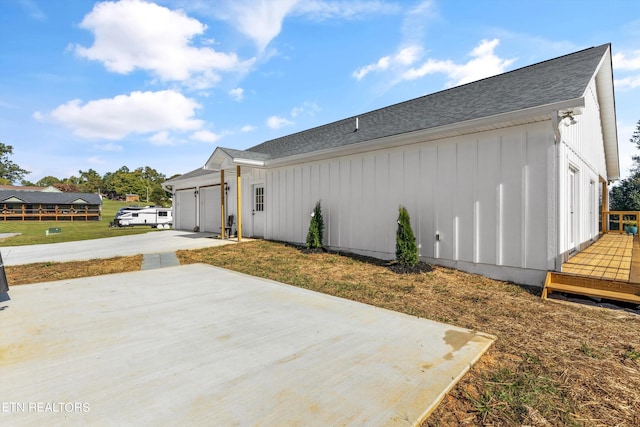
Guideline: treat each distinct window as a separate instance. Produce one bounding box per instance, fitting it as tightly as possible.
[159,211,168,217]
[133,213,139,217]
[255,186,264,212]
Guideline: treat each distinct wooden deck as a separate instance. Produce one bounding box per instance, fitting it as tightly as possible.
[561,234,634,281]
[542,234,640,305]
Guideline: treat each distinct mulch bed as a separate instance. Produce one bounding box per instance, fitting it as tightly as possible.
[387,261,433,274]
[298,244,433,274]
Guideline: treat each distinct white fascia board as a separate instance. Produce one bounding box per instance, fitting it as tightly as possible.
[163,170,219,191]
[231,158,266,167]
[265,98,585,168]
[591,47,620,181]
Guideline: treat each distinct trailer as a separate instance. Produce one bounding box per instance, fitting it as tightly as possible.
[111,206,172,229]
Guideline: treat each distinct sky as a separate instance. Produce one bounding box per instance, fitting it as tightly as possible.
[1,0,639,184]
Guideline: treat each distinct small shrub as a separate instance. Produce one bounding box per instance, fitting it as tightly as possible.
[306,201,324,249]
[396,206,418,267]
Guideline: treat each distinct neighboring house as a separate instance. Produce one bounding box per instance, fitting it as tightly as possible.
[163,44,619,286]
[0,189,102,221]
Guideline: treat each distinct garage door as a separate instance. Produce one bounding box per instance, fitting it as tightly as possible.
[176,189,197,231]
[200,186,222,232]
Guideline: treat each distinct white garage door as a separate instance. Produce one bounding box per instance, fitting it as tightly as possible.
[200,186,222,232]
[176,189,197,231]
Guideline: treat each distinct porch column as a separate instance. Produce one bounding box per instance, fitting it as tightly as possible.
[601,179,608,233]
[220,169,225,239]
[236,165,242,242]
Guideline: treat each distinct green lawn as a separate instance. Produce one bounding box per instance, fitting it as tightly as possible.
[0,199,161,246]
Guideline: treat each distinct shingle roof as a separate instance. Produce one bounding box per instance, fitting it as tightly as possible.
[0,190,102,205]
[217,147,271,162]
[244,44,609,160]
[163,167,218,186]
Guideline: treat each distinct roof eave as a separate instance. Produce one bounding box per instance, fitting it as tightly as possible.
[205,148,267,170]
[265,98,585,168]
[591,46,620,181]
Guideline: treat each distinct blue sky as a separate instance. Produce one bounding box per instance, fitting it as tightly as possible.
[1,0,639,183]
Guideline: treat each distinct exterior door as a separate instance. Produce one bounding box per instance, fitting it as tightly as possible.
[252,184,265,238]
[568,168,577,252]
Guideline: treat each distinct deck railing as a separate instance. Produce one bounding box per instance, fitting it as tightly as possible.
[601,211,640,234]
[0,204,101,221]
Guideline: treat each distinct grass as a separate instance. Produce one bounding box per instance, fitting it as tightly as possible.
[0,199,158,246]
[4,239,640,425]
[5,255,143,285]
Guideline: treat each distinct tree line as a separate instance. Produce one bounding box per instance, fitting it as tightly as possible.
[0,142,175,206]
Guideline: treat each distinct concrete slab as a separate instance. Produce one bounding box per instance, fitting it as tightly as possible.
[0,264,495,426]
[141,252,180,270]
[1,231,237,266]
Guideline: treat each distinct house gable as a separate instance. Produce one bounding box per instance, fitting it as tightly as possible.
[2,196,24,203]
[243,44,611,165]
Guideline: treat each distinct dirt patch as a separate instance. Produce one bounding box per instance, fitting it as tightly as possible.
[177,240,640,427]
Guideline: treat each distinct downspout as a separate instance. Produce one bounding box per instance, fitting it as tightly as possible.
[551,111,562,271]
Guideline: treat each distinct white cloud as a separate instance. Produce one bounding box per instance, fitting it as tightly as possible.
[401,39,516,86]
[240,125,255,132]
[401,0,437,43]
[87,156,106,165]
[353,45,422,80]
[613,50,640,70]
[615,75,640,90]
[149,131,175,146]
[47,90,203,140]
[267,115,294,129]
[196,0,399,52]
[229,87,245,101]
[613,49,640,92]
[96,143,124,152]
[212,0,298,52]
[19,0,47,21]
[291,101,320,117]
[293,0,400,21]
[74,0,254,88]
[191,130,223,143]
[353,56,391,80]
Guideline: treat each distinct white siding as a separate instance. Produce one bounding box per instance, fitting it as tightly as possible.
[264,122,554,285]
[557,79,608,255]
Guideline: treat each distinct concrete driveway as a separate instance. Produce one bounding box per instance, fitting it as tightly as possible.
[1,230,235,266]
[0,264,495,426]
